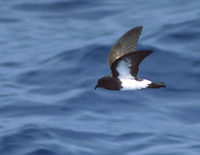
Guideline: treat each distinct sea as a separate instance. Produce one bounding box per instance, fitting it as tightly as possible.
[0,0,200,155]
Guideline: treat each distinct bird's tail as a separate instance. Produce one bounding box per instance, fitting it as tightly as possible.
[148,82,166,88]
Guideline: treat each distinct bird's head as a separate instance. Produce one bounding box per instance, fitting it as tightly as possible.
[95,77,108,89]
[95,76,121,90]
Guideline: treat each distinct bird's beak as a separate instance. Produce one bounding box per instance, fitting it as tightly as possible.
[95,85,98,90]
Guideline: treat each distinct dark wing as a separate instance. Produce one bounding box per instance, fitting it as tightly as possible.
[108,26,143,67]
[111,51,153,79]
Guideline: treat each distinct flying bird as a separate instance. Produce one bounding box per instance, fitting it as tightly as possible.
[95,26,166,90]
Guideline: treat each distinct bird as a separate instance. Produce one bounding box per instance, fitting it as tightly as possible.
[95,26,166,90]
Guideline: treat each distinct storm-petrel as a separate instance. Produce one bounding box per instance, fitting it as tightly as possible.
[95,26,166,90]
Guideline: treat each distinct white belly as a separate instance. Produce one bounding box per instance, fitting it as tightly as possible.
[120,78,152,90]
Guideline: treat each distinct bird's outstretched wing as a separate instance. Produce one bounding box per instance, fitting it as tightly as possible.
[108,26,143,67]
[111,51,152,79]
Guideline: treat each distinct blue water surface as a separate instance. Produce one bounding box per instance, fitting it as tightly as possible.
[0,0,200,155]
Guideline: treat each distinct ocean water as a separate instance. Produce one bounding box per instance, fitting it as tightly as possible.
[0,0,200,154]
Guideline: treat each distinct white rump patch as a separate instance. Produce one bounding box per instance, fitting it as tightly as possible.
[120,78,151,90]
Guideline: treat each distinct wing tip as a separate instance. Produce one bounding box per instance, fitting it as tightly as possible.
[125,25,143,37]
[133,26,143,33]
[148,50,153,54]
[140,50,154,56]
[136,25,143,30]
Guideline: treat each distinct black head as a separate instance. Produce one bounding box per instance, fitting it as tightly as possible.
[95,76,121,90]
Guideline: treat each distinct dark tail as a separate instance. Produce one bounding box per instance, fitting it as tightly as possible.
[148,82,166,88]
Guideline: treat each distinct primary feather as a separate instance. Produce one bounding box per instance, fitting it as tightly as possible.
[108,26,143,67]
